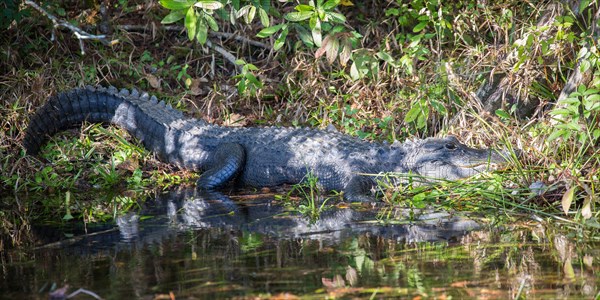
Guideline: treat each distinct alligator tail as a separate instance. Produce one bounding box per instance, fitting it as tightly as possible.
[23,86,182,156]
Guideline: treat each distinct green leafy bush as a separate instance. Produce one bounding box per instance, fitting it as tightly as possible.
[1,0,28,29]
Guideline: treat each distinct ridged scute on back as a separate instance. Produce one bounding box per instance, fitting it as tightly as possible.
[23,85,204,155]
[93,85,191,127]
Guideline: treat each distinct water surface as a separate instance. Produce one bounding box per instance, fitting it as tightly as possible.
[1,188,598,299]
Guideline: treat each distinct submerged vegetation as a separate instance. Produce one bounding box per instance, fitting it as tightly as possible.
[1,0,600,248]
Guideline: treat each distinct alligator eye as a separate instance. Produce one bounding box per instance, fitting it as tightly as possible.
[445,143,457,150]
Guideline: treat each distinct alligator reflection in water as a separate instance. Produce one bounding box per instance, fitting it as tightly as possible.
[36,188,479,256]
[113,188,480,246]
[3,189,598,299]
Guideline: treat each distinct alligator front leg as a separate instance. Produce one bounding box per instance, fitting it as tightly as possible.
[196,143,245,189]
[343,176,376,202]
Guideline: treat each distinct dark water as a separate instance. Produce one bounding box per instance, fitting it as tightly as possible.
[1,188,598,299]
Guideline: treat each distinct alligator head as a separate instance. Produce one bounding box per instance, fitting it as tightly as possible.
[393,136,508,181]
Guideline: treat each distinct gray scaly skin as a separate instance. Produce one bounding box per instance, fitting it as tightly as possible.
[24,86,507,201]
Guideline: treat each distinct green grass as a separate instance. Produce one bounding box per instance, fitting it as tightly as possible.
[277,171,336,222]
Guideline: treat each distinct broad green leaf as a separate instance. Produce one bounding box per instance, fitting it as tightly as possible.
[237,78,246,93]
[160,0,195,10]
[441,18,452,29]
[161,9,186,24]
[196,19,208,44]
[256,24,284,38]
[296,4,315,12]
[495,109,510,119]
[322,0,340,10]
[317,7,326,20]
[330,25,345,34]
[557,96,581,105]
[430,99,447,115]
[204,14,219,31]
[585,101,600,111]
[245,6,256,24]
[584,94,600,110]
[285,11,314,22]
[259,8,269,27]
[386,8,400,16]
[236,5,251,18]
[580,59,591,73]
[413,21,428,32]
[404,104,421,123]
[326,11,346,23]
[416,111,427,129]
[399,54,413,74]
[541,40,549,56]
[376,51,394,64]
[185,6,197,41]
[245,73,262,86]
[549,108,574,116]
[556,122,581,131]
[231,0,240,10]
[245,63,259,71]
[525,33,534,48]
[295,24,314,47]
[579,0,591,11]
[194,0,223,10]
[561,186,576,215]
[260,0,270,11]
[274,26,288,51]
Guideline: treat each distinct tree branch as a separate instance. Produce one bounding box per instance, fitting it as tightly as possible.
[209,31,271,50]
[24,0,118,55]
[206,39,242,73]
[116,24,271,49]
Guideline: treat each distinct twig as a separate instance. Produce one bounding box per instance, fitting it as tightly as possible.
[24,0,118,55]
[209,31,271,49]
[34,227,119,250]
[67,288,103,299]
[116,24,270,49]
[206,39,242,73]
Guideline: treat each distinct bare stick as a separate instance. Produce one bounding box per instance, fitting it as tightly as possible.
[116,24,271,49]
[210,31,271,49]
[206,39,242,73]
[24,0,118,55]
[67,288,103,299]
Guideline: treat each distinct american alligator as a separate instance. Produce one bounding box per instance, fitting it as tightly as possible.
[24,86,507,201]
